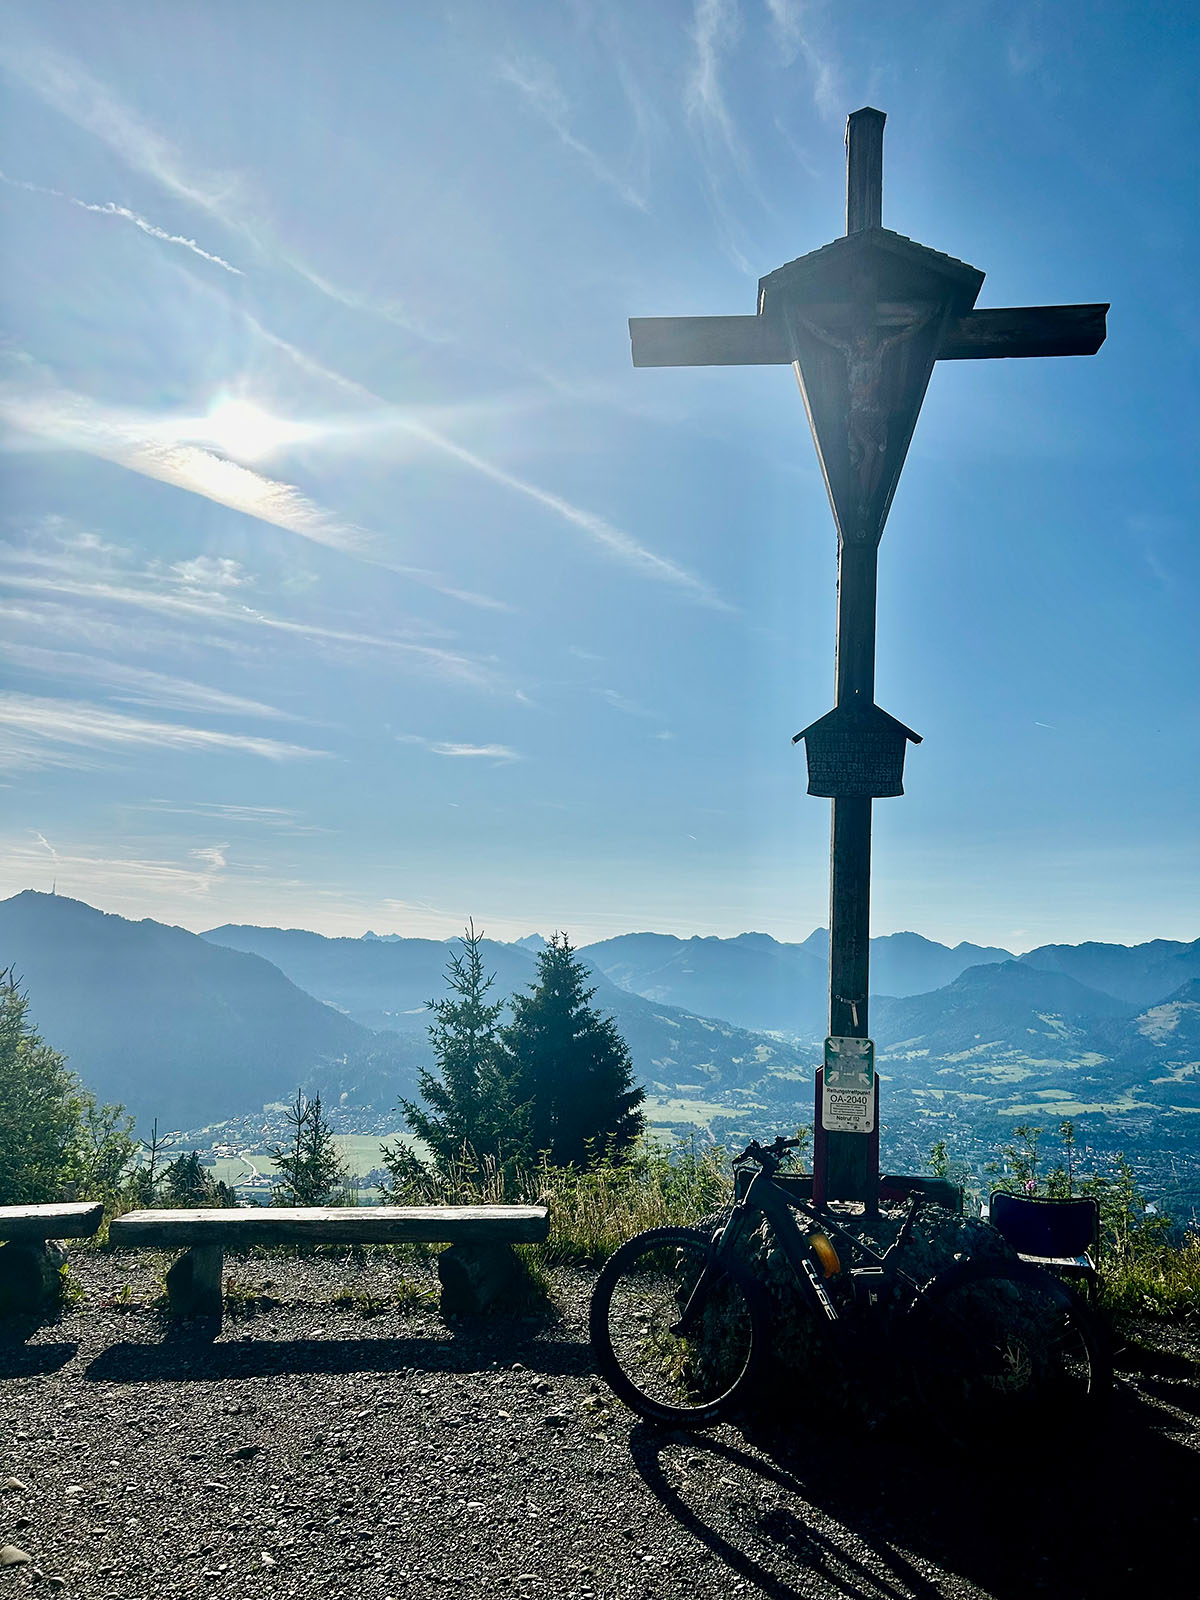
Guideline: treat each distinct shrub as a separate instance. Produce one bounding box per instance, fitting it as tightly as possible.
[0,968,136,1210]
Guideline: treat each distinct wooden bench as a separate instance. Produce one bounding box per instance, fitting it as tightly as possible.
[107,1205,550,1320]
[0,1203,104,1314]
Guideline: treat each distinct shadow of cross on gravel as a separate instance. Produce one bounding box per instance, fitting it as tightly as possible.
[83,1332,594,1385]
[629,1373,1200,1600]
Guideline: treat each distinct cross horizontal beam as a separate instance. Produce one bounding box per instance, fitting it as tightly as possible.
[629,303,1108,368]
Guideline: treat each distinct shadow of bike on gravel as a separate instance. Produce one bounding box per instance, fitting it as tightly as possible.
[628,1355,1200,1600]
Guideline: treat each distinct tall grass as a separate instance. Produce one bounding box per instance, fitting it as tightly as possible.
[383,1136,734,1265]
[1097,1229,1200,1318]
[533,1140,733,1264]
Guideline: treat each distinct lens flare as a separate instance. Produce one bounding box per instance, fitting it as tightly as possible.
[200,397,314,461]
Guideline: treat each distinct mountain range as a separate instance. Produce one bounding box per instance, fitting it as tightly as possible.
[0,893,811,1130]
[578,929,1014,1036]
[3,891,1198,1157]
[0,891,421,1130]
[201,921,813,1117]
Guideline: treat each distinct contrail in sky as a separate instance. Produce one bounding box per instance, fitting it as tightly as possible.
[0,170,243,273]
[239,316,730,610]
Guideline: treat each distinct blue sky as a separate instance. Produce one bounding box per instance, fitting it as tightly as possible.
[0,0,1195,950]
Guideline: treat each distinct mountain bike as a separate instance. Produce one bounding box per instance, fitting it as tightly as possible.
[590,1134,1110,1434]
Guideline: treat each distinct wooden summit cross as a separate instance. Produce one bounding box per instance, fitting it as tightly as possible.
[631,108,1107,1205]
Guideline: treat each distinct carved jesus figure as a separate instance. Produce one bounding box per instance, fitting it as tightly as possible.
[792,308,936,521]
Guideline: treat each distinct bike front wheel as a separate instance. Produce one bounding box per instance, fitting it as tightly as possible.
[590,1225,768,1427]
[904,1258,1109,1444]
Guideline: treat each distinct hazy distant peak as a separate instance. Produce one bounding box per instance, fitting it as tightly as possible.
[6,888,105,917]
[513,933,548,952]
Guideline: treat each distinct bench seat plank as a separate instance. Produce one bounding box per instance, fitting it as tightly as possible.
[109,1205,549,1249]
[0,1202,104,1242]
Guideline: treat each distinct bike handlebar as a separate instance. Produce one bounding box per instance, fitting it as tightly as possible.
[731,1135,803,1168]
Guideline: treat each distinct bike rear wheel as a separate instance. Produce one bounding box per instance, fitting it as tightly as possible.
[904,1258,1109,1443]
[590,1225,768,1427]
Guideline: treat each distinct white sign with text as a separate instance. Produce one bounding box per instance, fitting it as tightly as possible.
[822,1036,875,1133]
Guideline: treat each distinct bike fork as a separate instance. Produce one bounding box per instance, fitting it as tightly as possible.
[672,1223,744,1336]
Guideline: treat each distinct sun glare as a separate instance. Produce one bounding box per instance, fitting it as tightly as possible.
[199,397,314,461]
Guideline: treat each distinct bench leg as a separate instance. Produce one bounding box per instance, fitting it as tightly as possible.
[0,1241,67,1316]
[437,1243,519,1317]
[165,1245,224,1318]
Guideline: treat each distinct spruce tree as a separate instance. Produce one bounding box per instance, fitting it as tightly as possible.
[161,1150,238,1208]
[268,1089,348,1205]
[501,933,644,1168]
[392,924,522,1180]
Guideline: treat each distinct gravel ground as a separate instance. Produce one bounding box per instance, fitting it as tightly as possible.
[2,1249,1197,1600]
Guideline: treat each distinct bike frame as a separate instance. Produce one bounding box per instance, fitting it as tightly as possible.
[701,1164,931,1327]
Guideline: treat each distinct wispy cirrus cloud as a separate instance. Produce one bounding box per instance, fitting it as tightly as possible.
[283,258,451,344]
[397,734,522,764]
[398,418,730,610]
[2,43,442,341]
[597,687,658,719]
[0,525,508,691]
[0,565,505,693]
[0,691,327,772]
[225,316,729,609]
[497,55,649,212]
[686,0,743,159]
[682,0,764,276]
[0,640,295,721]
[764,0,842,122]
[0,169,243,272]
[0,370,512,611]
[2,45,241,215]
[190,843,228,872]
[0,834,249,904]
[129,799,331,835]
[0,594,250,661]
[169,555,248,590]
[0,377,377,560]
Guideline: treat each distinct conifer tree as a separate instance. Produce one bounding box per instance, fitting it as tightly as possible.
[161,1150,238,1208]
[268,1089,348,1205]
[501,933,644,1168]
[392,924,522,1181]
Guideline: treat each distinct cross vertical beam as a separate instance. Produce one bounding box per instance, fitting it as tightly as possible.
[846,107,885,234]
[824,538,878,1203]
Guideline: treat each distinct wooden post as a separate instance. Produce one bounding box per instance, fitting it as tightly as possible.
[0,1241,67,1315]
[823,528,879,1202]
[846,108,886,234]
[165,1244,224,1318]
